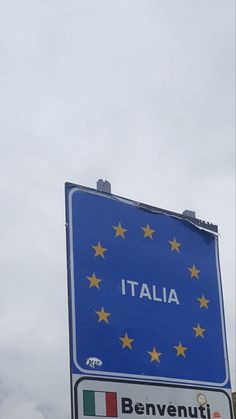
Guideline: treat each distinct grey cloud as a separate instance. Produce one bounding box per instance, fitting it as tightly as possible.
[0,0,234,417]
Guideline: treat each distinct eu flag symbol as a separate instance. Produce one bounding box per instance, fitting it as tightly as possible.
[65,185,230,387]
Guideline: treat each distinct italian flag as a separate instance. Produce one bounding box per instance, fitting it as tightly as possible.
[83,390,117,417]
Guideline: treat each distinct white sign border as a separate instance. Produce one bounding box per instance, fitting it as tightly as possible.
[68,186,229,387]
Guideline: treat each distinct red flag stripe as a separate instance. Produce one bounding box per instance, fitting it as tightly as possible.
[105,392,117,417]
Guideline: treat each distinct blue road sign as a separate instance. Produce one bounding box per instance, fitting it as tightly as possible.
[65,184,230,388]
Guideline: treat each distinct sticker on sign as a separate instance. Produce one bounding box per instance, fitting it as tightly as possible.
[75,378,233,419]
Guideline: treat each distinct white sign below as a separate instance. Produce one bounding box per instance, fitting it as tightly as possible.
[75,378,233,419]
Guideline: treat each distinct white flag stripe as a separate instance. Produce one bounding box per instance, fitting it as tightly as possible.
[95,392,106,416]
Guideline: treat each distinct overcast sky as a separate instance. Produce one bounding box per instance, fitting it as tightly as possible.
[0,1,235,418]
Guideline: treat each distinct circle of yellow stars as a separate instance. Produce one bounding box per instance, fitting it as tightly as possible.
[83,221,211,364]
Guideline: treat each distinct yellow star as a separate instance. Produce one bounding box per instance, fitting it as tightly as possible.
[188,264,200,279]
[168,237,181,252]
[198,295,210,309]
[193,323,205,338]
[92,241,107,258]
[119,333,134,349]
[142,224,155,239]
[147,347,162,363]
[174,341,187,357]
[86,272,102,289]
[95,306,111,323]
[113,222,127,239]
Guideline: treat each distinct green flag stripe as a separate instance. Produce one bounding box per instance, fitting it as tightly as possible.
[83,390,95,416]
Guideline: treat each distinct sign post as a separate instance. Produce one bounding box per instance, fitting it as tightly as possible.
[65,183,233,419]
